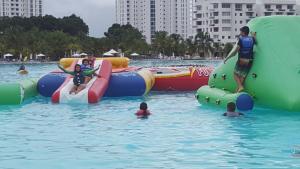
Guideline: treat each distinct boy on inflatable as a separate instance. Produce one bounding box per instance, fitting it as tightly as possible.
[224,26,257,93]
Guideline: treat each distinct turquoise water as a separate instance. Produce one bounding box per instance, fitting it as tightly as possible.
[1,60,300,169]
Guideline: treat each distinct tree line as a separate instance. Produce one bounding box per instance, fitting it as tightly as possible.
[0,15,233,61]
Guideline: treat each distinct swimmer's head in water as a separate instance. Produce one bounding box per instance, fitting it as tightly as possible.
[227,102,236,112]
[74,64,81,72]
[140,102,148,110]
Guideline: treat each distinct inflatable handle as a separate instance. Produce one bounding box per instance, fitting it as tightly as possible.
[222,74,226,80]
[213,74,217,79]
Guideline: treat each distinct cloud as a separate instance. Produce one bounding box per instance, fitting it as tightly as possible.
[44,0,115,37]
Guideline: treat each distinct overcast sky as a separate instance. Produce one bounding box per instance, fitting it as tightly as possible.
[44,0,300,38]
[44,0,115,38]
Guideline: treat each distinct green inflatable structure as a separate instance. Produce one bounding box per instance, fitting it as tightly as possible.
[0,79,38,105]
[196,16,300,112]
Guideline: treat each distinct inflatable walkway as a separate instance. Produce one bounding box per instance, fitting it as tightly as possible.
[150,67,213,91]
[52,59,112,104]
[196,16,300,112]
[0,79,38,105]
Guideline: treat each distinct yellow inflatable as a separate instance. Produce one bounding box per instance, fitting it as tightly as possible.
[18,70,28,75]
[59,57,130,69]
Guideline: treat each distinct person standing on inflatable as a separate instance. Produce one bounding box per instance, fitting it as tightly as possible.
[224,26,256,93]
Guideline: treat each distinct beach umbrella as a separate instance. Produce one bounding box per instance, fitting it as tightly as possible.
[130,53,140,56]
[108,49,119,54]
[103,52,114,56]
[36,53,46,57]
[36,53,46,60]
[72,53,81,57]
[80,53,88,56]
[3,53,13,59]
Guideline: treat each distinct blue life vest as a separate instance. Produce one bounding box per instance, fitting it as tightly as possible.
[81,65,91,71]
[239,36,254,59]
[73,72,85,86]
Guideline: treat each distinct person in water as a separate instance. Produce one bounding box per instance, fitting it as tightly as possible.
[58,64,99,94]
[135,102,151,118]
[224,26,257,93]
[223,102,244,117]
[18,64,26,71]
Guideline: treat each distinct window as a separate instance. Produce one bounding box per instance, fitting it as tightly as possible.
[265,4,271,9]
[214,19,219,24]
[196,21,202,25]
[222,27,231,31]
[276,5,282,10]
[240,20,243,24]
[222,12,231,16]
[222,3,230,8]
[287,5,294,10]
[264,12,272,16]
[228,36,231,39]
[235,4,242,11]
[213,12,218,16]
[214,27,219,32]
[213,3,218,9]
[213,35,219,39]
[222,19,231,24]
[246,4,253,9]
[196,14,202,18]
[240,13,243,16]
[196,5,202,10]
[287,12,294,15]
[246,12,253,17]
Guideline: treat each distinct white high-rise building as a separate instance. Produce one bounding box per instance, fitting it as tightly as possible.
[116,0,193,43]
[0,0,43,17]
[193,0,297,44]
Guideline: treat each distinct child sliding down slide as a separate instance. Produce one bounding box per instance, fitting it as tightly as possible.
[58,64,99,94]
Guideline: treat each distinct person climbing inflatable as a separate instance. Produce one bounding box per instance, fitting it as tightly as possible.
[224,26,256,93]
[58,64,99,94]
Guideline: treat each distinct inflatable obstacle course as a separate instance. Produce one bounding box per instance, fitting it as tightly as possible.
[59,57,129,69]
[52,59,112,104]
[104,69,155,97]
[0,79,38,105]
[38,72,67,97]
[151,67,213,91]
[196,86,254,111]
[196,16,300,112]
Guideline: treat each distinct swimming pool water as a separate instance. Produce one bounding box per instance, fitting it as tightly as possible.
[1,60,300,169]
